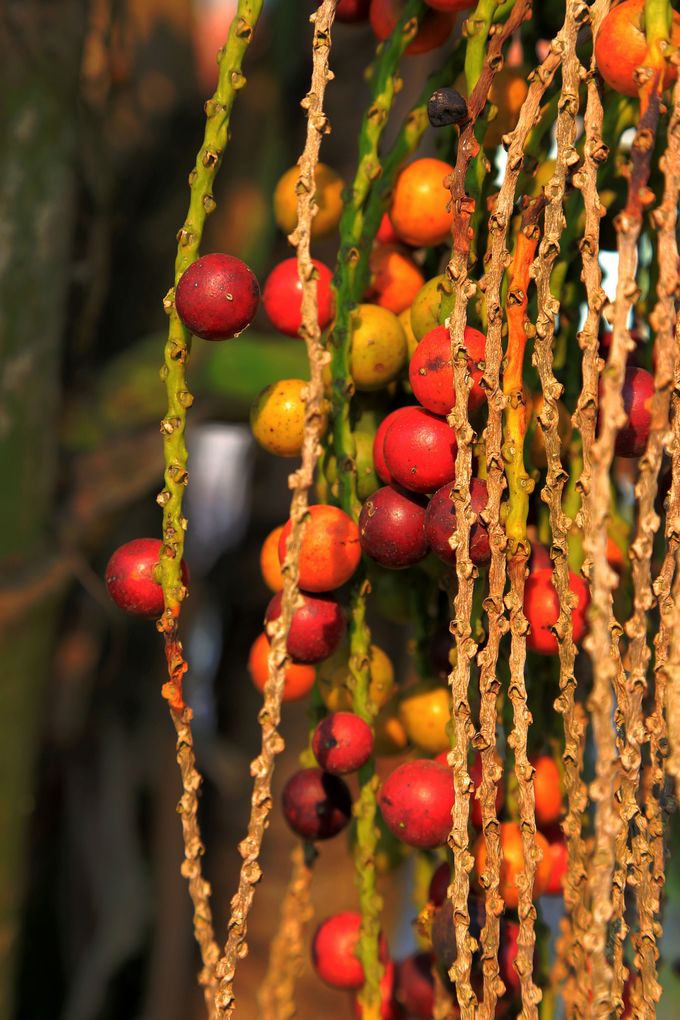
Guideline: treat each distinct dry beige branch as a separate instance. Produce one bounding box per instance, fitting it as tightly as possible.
[257,844,315,1020]
[212,3,336,1014]
[474,43,561,1020]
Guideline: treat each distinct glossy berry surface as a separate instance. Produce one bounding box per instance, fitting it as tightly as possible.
[395,953,434,1019]
[359,485,428,568]
[312,912,388,989]
[594,0,680,96]
[247,632,315,702]
[312,712,374,774]
[615,366,654,458]
[367,245,425,315]
[262,257,333,337]
[383,407,457,494]
[409,324,486,416]
[278,504,361,592]
[175,253,259,340]
[373,409,407,485]
[425,477,490,567]
[379,759,455,849]
[532,754,563,828]
[282,768,352,841]
[390,159,454,247]
[265,590,344,663]
[105,538,188,617]
[370,0,455,55]
[524,568,589,656]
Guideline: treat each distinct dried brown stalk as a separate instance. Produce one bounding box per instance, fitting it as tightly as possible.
[443,5,533,1017]
[582,27,667,1020]
[622,73,680,1020]
[257,844,315,1020]
[560,1,611,1013]
[212,3,336,1014]
[474,43,561,1020]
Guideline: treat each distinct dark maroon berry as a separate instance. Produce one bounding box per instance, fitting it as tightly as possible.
[395,953,435,1019]
[335,0,371,22]
[428,861,450,907]
[359,486,428,569]
[105,538,188,617]
[265,590,345,663]
[425,477,490,566]
[282,768,352,841]
[432,896,484,970]
[428,627,454,678]
[175,253,259,340]
[312,712,374,774]
[614,366,654,457]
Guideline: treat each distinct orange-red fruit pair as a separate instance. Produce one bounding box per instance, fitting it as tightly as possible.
[278,504,360,592]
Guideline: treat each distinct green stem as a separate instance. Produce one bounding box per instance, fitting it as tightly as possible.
[158,0,263,702]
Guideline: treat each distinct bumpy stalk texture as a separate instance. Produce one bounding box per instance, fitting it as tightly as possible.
[156,2,263,1011]
[564,2,609,1011]
[257,844,315,1020]
[212,3,336,1014]
[475,43,562,1020]
[442,3,532,1016]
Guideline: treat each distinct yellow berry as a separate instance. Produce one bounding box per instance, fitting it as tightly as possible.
[350,303,407,391]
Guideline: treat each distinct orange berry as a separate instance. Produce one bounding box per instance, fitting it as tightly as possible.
[278,505,361,592]
[247,632,316,702]
[260,526,284,592]
[532,754,563,828]
[389,158,454,248]
[367,246,425,315]
[273,163,344,239]
[473,821,552,909]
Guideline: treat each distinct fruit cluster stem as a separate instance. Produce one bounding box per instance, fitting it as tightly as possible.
[211,3,336,1015]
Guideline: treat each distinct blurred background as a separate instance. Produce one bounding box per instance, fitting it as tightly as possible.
[4,2,680,1019]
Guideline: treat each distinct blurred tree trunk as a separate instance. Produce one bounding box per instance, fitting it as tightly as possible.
[0,2,85,1014]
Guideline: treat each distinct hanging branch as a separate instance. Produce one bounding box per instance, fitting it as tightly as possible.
[212,3,336,1014]
[156,2,263,1011]
[257,844,315,1020]
[442,3,532,1017]
[582,0,670,1012]
[628,75,680,1018]
[562,0,610,1012]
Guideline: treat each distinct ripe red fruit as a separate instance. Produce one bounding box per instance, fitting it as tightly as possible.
[499,920,521,999]
[175,253,259,340]
[532,754,563,828]
[278,504,361,592]
[264,590,345,663]
[377,212,403,246]
[382,407,457,494]
[370,0,455,55]
[312,912,389,989]
[373,409,407,485]
[282,768,352,841]
[425,0,474,10]
[312,712,374,774]
[613,366,654,458]
[434,750,504,830]
[594,0,680,97]
[379,759,455,849]
[105,538,188,617]
[524,568,589,656]
[409,324,486,416]
[352,962,401,1019]
[395,953,434,1019]
[428,861,450,907]
[425,477,490,567]
[359,485,429,568]
[542,825,568,895]
[261,257,333,337]
[335,0,371,21]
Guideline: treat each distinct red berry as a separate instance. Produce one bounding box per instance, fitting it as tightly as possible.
[261,257,333,337]
[425,0,475,9]
[428,861,450,907]
[105,538,188,617]
[312,712,374,774]
[359,485,429,568]
[370,0,455,55]
[524,568,589,656]
[352,962,401,1019]
[335,0,371,21]
[383,407,457,494]
[542,825,568,895]
[379,759,455,849]
[425,477,490,567]
[376,212,403,246]
[613,366,654,458]
[175,253,259,340]
[395,953,434,1019]
[282,768,352,841]
[499,920,521,999]
[409,325,486,416]
[265,590,345,663]
[312,912,389,989]
[373,409,407,485]
[532,754,563,827]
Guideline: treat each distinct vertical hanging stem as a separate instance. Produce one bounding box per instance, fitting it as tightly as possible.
[212,3,336,1014]
[156,3,263,1013]
[257,844,315,1020]
[476,45,562,1020]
